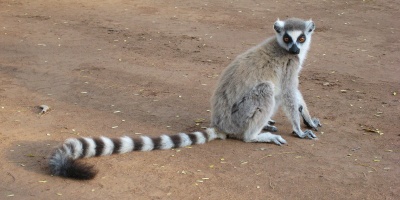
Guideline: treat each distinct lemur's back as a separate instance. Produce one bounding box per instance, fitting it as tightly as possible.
[210,36,299,134]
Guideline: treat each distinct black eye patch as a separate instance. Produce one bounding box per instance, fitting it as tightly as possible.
[297,34,306,43]
[283,33,292,44]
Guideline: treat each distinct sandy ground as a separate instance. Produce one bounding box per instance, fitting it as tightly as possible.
[0,0,399,199]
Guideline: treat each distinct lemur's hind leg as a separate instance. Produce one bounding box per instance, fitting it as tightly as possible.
[263,104,279,132]
[231,82,286,145]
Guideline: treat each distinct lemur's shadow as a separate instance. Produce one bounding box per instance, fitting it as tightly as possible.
[6,140,59,176]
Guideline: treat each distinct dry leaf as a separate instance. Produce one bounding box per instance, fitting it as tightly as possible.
[362,128,383,135]
[39,105,50,115]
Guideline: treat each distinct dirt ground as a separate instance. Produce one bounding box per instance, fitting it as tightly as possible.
[0,0,399,199]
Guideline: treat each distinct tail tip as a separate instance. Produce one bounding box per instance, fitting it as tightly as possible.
[50,157,98,180]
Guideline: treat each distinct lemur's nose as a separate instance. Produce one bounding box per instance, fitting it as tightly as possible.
[289,45,300,54]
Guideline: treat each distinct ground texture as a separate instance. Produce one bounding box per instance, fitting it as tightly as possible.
[0,0,399,199]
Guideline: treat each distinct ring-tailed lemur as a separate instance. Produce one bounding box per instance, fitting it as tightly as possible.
[49,18,321,180]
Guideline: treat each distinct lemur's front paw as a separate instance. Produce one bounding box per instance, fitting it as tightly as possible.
[311,118,322,130]
[293,130,317,139]
[305,118,322,131]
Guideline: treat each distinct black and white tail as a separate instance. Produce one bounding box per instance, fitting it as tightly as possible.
[49,128,223,180]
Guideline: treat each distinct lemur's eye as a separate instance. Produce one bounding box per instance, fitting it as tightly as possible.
[283,37,290,43]
[298,37,306,43]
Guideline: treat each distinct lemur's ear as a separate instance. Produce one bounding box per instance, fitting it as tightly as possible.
[306,19,315,33]
[273,19,284,34]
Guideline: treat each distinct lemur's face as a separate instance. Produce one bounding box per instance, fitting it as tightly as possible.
[274,19,315,55]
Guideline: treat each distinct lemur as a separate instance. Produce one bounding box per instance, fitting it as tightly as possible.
[49,18,321,180]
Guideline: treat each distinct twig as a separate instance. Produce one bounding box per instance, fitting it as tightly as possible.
[354,161,377,171]
[278,151,295,154]
[269,178,274,190]
[260,151,296,159]
[7,172,16,182]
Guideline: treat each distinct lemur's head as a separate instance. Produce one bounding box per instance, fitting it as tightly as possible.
[274,18,315,55]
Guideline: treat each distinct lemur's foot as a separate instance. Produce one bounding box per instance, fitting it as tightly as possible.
[259,132,287,145]
[293,129,317,139]
[263,125,278,132]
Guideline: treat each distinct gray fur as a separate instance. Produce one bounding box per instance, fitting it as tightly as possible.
[48,18,321,180]
[211,18,321,145]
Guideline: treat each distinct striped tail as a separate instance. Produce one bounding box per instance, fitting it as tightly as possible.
[49,128,222,180]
